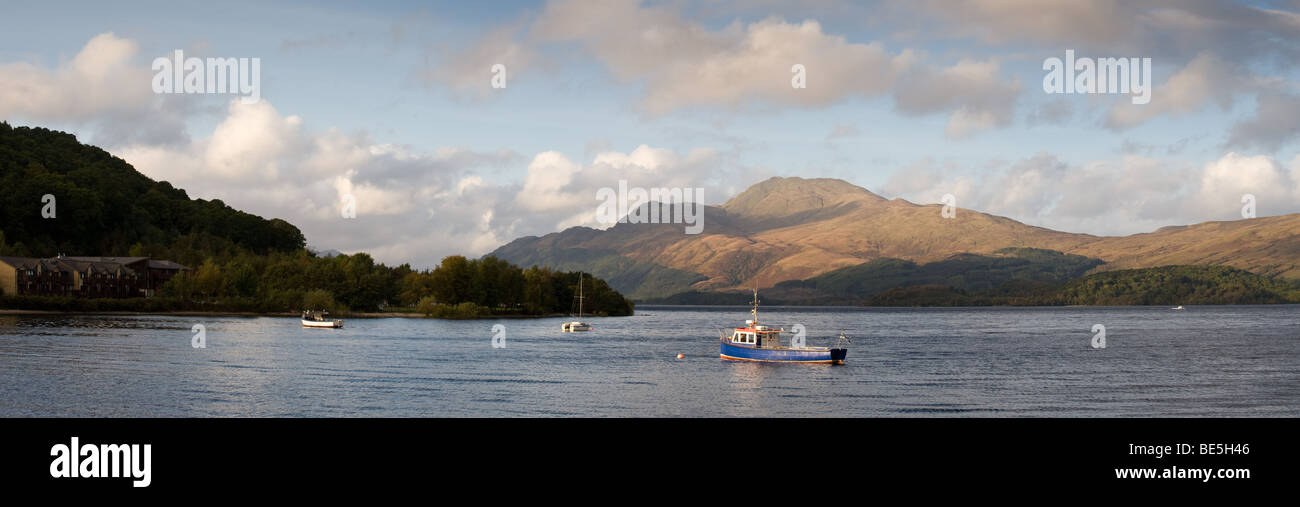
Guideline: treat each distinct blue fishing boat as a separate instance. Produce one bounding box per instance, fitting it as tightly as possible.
[718,290,849,364]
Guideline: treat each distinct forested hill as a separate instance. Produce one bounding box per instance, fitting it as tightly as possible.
[0,123,635,317]
[0,122,305,257]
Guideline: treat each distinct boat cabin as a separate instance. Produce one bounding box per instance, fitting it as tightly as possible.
[719,288,847,364]
[730,321,781,348]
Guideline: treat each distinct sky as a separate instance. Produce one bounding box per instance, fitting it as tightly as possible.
[2,0,1299,269]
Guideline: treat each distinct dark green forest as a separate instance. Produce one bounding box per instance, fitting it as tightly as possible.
[0,123,304,256]
[0,123,633,317]
[650,248,1106,305]
[646,249,1300,306]
[865,265,1300,306]
[1053,265,1300,305]
[774,247,1104,300]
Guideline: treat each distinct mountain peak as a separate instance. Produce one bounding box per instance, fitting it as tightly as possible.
[490,173,1300,300]
[721,177,883,219]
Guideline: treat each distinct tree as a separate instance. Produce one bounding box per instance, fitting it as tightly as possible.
[302,289,340,312]
[194,259,224,299]
[416,295,438,316]
[227,261,258,297]
[431,255,474,305]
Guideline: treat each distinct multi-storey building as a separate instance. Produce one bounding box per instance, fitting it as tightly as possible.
[0,255,188,298]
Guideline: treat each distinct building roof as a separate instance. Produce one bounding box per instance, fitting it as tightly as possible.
[59,256,149,265]
[0,256,39,269]
[0,256,186,274]
[56,259,138,276]
[0,256,79,273]
[146,259,188,270]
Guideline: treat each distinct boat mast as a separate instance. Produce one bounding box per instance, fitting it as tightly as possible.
[578,272,584,319]
[750,287,759,326]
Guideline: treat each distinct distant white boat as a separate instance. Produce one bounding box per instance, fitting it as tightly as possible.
[562,272,592,332]
[1172,305,1185,310]
[562,321,591,332]
[302,310,343,328]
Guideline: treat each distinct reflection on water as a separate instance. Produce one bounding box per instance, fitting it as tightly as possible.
[0,305,1296,417]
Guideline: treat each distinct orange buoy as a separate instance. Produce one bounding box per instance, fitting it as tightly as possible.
[676,353,685,359]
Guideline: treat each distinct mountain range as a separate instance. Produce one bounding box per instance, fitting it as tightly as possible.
[5,121,1294,307]
[490,177,1300,302]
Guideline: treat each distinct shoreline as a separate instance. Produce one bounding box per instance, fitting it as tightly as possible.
[0,309,585,319]
[5,304,1296,319]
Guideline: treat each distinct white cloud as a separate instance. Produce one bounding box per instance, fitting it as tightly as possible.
[117,99,521,267]
[204,100,305,181]
[0,33,191,146]
[534,8,906,114]
[1225,92,1300,151]
[116,98,734,268]
[442,0,1026,135]
[882,151,1300,236]
[0,33,149,120]
[899,0,1300,65]
[1106,52,1246,130]
[516,151,585,212]
[416,21,541,100]
[886,1,1299,133]
[426,1,1299,138]
[893,58,1022,138]
[901,0,1138,47]
[1195,153,1299,219]
[825,123,859,141]
[513,144,724,230]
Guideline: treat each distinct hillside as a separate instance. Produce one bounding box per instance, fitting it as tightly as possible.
[0,123,635,316]
[1054,265,1300,305]
[491,176,1300,301]
[866,265,1300,306]
[761,247,1104,304]
[0,122,305,258]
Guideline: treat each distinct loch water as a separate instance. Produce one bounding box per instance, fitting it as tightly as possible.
[1,305,1296,417]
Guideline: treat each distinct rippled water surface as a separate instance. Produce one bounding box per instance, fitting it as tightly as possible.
[1,305,1296,417]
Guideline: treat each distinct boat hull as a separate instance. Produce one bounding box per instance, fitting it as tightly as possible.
[720,339,846,364]
[562,322,591,332]
[302,320,343,328]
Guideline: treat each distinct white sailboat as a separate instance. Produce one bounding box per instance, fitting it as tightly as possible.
[562,272,592,332]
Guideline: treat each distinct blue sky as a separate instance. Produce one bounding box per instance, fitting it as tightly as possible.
[2,0,1298,267]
